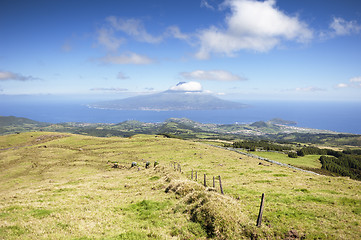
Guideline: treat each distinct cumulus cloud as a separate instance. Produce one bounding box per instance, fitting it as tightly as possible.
[320,17,361,39]
[196,0,313,59]
[117,72,129,80]
[169,81,203,92]
[336,76,361,89]
[0,71,39,81]
[99,53,154,64]
[181,70,246,81]
[90,87,128,92]
[330,17,361,36]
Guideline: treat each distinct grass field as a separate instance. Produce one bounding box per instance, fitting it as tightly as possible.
[1,132,360,239]
[249,151,322,169]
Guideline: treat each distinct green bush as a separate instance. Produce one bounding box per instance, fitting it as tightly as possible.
[288,152,298,158]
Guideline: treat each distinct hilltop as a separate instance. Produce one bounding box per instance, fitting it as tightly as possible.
[0,116,49,135]
[0,132,360,239]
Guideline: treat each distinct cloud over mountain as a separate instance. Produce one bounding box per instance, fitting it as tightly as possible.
[169,81,203,92]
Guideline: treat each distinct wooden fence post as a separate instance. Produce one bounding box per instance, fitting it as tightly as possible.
[204,174,207,187]
[191,169,193,180]
[213,176,215,188]
[219,175,224,194]
[195,171,198,181]
[256,193,265,227]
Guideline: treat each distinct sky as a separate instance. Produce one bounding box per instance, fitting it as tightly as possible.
[1,0,361,102]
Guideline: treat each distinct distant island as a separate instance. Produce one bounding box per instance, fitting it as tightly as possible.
[89,91,247,111]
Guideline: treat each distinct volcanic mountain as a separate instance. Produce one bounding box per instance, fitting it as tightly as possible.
[89,91,247,111]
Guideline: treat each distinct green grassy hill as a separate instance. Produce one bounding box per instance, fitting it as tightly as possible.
[0,116,50,135]
[1,132,360,239]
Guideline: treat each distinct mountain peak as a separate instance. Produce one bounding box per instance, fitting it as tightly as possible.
[90,91,247,111]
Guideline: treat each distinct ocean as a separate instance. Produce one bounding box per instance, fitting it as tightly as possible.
[1,99,361,134]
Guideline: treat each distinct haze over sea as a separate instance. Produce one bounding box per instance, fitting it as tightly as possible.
[1,97,360,134]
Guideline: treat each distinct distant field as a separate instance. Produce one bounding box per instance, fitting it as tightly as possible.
[1,132,360,239]
[250,151,322,169]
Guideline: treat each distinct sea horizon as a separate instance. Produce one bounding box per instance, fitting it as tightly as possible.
[1,98,361,134]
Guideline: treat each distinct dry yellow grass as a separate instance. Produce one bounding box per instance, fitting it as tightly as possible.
[0,132,360,239]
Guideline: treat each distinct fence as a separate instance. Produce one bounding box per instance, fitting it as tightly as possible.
[169,161,265,226]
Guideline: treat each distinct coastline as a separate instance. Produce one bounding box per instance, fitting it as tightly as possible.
[1,100,360,134]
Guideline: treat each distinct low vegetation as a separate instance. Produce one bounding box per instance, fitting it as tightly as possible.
[1,132,361,239]
[229,140,361,180]
[232,140,293,152]
[2,116,361,147]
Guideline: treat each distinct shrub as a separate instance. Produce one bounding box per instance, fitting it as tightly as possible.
[288,152,298,158]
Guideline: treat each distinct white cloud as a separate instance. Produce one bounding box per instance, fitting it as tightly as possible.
[99,53,154,65]
[336,76,361,89]
[106,16,162,44]
[97,27,125,51]
[201,0,215,10]
[336,83,348,88]
[117,72,129,80]
[330,17,361,36]
[169,81,203,92]
[350,76,361,83]
[181,70,246,81]
[166,26,190,41]
[196,0,313,59]
[0,71,39,81]
[96,16,190,54]
[320,17,361,39]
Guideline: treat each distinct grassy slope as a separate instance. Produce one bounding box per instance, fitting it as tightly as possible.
[0,132,360,239]
[249,151,322,169]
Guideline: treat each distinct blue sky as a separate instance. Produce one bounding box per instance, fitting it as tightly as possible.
[1,0,361,102]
